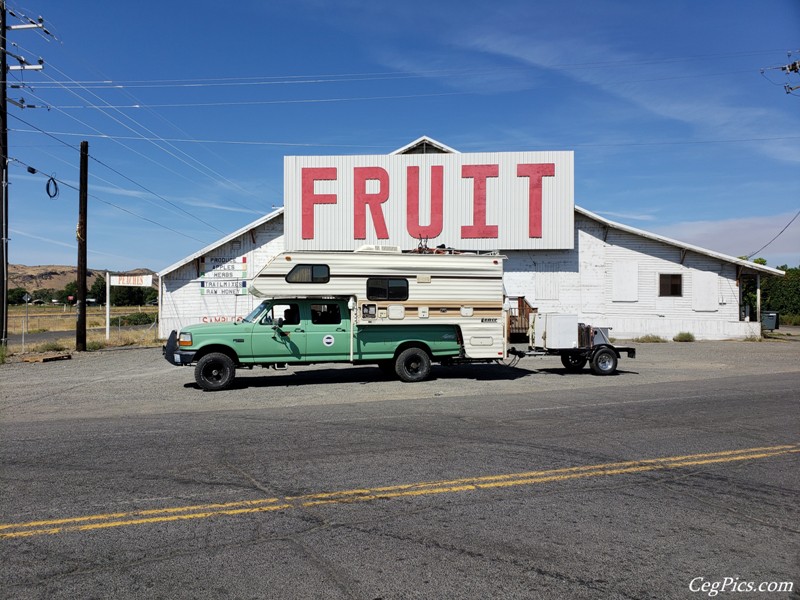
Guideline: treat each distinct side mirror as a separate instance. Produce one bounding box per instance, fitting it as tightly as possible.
[274,317,285,328]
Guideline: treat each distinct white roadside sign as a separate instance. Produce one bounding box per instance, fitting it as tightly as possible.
[106,272,155,340]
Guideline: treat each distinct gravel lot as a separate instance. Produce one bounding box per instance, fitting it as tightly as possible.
[2,332,799,423]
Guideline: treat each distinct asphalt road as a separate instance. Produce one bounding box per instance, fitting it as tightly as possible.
[0,340,798,599]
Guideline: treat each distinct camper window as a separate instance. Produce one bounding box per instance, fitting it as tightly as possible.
[286,264,330,284]
[367,278,409,301]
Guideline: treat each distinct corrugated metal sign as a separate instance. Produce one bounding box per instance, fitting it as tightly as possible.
[284,151,574,251]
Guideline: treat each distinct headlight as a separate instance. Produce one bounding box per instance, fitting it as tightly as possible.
[178,332,193,347]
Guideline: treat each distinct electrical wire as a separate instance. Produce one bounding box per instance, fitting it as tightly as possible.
[9,112,227,234]
[9,157,210,244]
[12,38,278,205]
[7,41,252,209]
[43,91,466,110]
[746,209,800,259]
[9,128,392,148]
[17,48,788,89]
[40,63,267,211]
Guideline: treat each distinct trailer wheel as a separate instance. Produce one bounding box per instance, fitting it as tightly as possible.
[195,352,236,391]
[560,353,588,372]
[394,347,432,383]
[590,348,618,376]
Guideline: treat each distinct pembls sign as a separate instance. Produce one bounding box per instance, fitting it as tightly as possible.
[284,151,574,251]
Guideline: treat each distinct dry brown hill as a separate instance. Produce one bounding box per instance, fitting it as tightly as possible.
[9,264,158,292]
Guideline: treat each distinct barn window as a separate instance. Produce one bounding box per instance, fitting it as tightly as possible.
[286,264,329,283]
[659,274,682,297]
[367,278,409,301]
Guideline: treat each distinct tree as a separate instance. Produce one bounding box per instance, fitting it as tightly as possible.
[738,259,800,320]
[90,275,107,304]
[762,265,800,315]
[56,281,78,304]
[110,286,148,306]
[8,287,29,304]
[32,288,56,303]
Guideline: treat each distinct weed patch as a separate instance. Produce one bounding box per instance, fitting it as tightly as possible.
[633,334,667,343]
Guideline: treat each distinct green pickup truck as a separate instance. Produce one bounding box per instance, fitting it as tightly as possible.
[164,297,464,391]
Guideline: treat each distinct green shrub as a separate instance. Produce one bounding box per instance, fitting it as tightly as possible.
[632,334,667,343]
[87,341,106,351]
[0,345,6,365]
[111,312,156,326]
[673,332,695,342]
[779,313,800,326]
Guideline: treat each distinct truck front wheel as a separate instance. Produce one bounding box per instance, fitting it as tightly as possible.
[195,352,236,391]
[394,347,432,383]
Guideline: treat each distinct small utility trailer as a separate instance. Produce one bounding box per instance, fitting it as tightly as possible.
[508,313,636,375]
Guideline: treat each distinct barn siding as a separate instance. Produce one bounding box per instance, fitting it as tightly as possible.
[159,215,285,338]
[503,214,756,340]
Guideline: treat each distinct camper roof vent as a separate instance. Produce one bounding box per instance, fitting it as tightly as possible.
[354,245,402,253]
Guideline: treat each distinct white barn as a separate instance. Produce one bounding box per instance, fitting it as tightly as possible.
[158,138,781,341]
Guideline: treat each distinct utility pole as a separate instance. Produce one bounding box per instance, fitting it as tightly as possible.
[76,141,88,351]
[1,1,9,347]
[0,3,49,347]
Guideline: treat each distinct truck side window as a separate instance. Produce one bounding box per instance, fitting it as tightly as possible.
[286,264,330,283]
[367,278,409,301]
[311,303,341,325]
[282,304,301,325]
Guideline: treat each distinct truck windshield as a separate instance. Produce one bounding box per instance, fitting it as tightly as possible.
[242,300,270,323]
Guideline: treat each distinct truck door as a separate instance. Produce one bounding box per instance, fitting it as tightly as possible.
[305,301,350,361]
[250,301,307,361]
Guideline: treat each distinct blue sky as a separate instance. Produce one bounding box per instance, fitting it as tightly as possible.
[6,0,800,272]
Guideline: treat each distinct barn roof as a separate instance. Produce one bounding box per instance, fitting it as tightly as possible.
[575,206,784,277]
[158,207,284,277]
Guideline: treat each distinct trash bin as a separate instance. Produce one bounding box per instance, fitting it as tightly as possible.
[761,311,779,331]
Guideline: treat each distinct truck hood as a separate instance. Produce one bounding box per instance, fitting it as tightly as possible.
[181,321,250,336]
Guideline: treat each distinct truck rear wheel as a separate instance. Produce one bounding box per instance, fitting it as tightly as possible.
[590,348,618,376]
[394,347,432,383]
[195,352,236,391]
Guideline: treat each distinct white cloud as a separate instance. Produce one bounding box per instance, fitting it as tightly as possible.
[456,33,800,164]
[648,212,800,267]
[596,210,657,222]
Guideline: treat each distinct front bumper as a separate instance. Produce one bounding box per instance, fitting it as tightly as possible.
[162,330,196,366]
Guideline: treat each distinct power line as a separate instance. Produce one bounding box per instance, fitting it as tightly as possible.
[38,91,466,110]
[15,128,798,149]
[39,64,267,211]
[10,40,271,210]
[13,48,787,89]
[8,113,226,234]
[747,209,800,259]
[9,157,210,244]
[9,128,392,148]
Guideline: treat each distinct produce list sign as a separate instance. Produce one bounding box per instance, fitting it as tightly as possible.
[200,256,248,295]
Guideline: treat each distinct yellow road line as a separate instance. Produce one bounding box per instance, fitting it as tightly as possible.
[1,444,796,540]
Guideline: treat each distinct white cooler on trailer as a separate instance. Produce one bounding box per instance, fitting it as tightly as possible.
[533,314,580,349]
